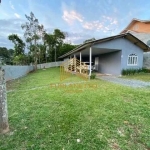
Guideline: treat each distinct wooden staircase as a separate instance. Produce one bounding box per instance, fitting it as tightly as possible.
[60,58,89,81]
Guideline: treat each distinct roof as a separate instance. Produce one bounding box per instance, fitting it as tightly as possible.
[59,33,150,59]
[128,31,150,45]
[120,18,150,34]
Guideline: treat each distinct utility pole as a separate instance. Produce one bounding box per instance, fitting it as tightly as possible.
[0,66,9,134]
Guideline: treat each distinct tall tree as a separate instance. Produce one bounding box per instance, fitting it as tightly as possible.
[53,29,65,62]
[44,33,55,62]
[21,12,45,70]
[59,43,77,57]
[8,34,25,56]
[44,29,65,62]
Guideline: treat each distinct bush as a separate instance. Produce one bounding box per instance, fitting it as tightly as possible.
[121,69,126,75]
[90,73,96,79]
[121,68,148,76]
[142,67,150,73]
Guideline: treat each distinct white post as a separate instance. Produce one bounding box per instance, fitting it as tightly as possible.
[74,54,76,72]
[89,47,92,76]
[80,52,82,73]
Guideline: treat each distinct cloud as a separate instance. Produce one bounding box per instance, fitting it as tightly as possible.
[14,13,21,18]
[82,21,103,30]
[111,19,118,25]
[62,10,83,25]
[9,1,15,10]
[0,18,25,48]
[102,15,118,25]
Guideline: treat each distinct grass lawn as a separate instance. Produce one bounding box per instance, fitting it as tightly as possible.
[121,73,150,82]
[0,67,150,150]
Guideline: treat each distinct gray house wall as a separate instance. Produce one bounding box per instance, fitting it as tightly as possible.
[97,51,121,75]
[121,38,143,70]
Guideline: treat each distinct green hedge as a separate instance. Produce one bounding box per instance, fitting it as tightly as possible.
[121,68,150,75]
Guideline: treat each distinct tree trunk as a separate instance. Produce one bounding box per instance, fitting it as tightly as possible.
[0,68,9,134]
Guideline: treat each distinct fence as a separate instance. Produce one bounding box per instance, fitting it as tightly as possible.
[37,61,64,69]
[2,65,34,81]
[1,61,64,81]
[143,52,150,69]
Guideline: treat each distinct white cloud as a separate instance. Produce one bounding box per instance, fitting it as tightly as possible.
[82,21,103,30]
[111,19,118,25]
[102,15,118,25]
[62,10,83,25]
[102,15,112,21]
[14,13,20,18]
[9,1,15,10]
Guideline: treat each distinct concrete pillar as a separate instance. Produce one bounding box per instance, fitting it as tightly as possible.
[0,68,9,134]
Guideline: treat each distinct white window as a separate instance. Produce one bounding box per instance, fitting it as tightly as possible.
[127,54,138,66]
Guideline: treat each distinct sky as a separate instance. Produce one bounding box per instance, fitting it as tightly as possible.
[1,0,150,49]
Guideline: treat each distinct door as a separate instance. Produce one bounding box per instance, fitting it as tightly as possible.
[95,57,99,71]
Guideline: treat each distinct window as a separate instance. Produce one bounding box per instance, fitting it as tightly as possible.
[127,54,138,66]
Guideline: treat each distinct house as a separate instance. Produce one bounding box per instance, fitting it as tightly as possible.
[120,18,150,45]
[121,18,150,34]
[59,33,149,76]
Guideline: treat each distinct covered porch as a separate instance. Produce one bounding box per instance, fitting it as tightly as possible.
[69,46,122,76]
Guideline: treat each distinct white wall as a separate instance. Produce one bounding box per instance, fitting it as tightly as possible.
[37,61,64,69]
[2,65,34,81]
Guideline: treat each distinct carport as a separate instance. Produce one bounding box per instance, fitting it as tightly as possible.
[72,47,121,75]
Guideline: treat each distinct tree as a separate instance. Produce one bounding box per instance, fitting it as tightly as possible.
[83,38,96,44]
[59,43,77,57]
[53,29,65,62]
[44,29,65,62]
[44,33,56,62]
[0,47,14,65]
[8,34,25,56]
[21,12,45,70]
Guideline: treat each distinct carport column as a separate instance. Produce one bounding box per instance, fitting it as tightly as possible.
[80,52,82,73]
[74,54,76,72]
[89,47,92,76]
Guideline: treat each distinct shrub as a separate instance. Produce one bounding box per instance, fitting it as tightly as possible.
[121,68,147,76]
[90,73,96,79]
[126,69,131,75]
[121,69,126,75]
[142,67,150,73]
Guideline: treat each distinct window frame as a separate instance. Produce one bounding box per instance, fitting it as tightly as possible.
[127,54,138,66]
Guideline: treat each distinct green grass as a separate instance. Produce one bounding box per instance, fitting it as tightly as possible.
[121,73,150,82]
[0,67,150,150]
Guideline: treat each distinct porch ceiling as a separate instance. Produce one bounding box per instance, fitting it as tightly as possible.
[73,48,121,57]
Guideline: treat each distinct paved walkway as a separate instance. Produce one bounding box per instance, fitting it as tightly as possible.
[97,76,150,88]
